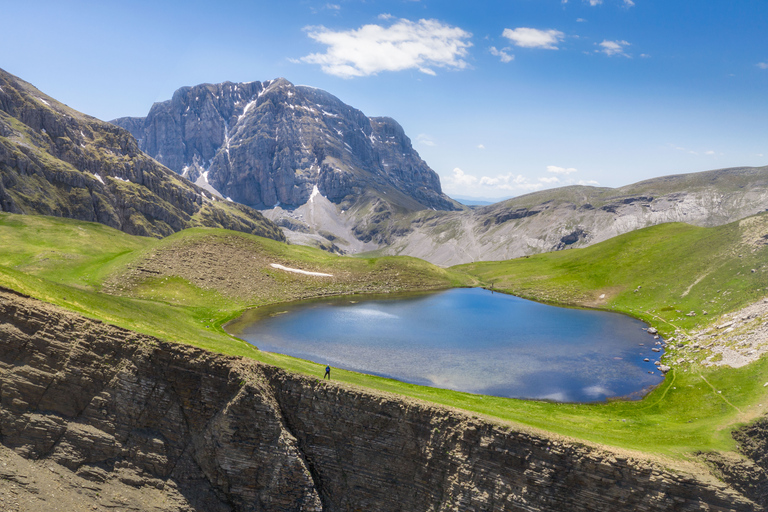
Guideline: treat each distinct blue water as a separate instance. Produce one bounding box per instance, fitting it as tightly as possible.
[228,288,665,402]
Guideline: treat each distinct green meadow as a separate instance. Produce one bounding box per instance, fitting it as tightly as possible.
[1,211,767,459]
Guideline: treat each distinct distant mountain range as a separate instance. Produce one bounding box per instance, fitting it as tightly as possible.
[451,196,511,206]
[113,77,768,263]
[381,166,768,265]
[0,68,284,241]
[2,67,766,265]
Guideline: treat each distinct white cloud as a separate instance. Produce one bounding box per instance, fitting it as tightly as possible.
[325,3,340,10]
[758,153,764,157]
[298,19,472,78]
[502,28,565,50]
[597,39,630,57]
[443,169,544,194]
[489,46,514,63]
[477,144,485,149]
[578,179,600,186]
[479,174,543,191]
[623,0,635,6]
[705,150,716,155]
[547,165,578,174]
[640,53,651,58]
[378,13,394,20]
[539,176,560,184]
[576,18,587,22]
[586,0,603,5]
[757,62,768,70]
[446,167,478,187]
[416,134,436,146]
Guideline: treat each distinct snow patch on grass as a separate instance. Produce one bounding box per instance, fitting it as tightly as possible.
[270,263,332,277]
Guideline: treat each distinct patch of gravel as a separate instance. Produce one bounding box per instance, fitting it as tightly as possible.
[686,297,768,368]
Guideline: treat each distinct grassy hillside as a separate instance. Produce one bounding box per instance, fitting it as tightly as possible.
[2,211,768,460]
[456,216,768,337]
[0,212,473,356]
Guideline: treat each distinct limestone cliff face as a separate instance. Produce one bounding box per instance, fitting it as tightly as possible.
[0,68,284,241]
[112,78,455,212]
[0,289,762,511]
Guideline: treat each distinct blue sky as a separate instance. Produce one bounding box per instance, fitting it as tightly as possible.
[3,0,767,199]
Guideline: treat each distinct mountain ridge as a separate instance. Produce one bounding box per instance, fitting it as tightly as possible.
[0,68,285,241]
[112,77,456,212]
[112,77,768,263]
[375,164,768,265]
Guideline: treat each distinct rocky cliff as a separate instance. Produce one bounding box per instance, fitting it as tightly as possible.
[0,288,763,511]
[0,68,284,241]
[112,78,455,213]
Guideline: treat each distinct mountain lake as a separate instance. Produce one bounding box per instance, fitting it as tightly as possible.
[226,288,665,402]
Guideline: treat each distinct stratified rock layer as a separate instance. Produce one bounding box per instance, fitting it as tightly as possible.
[0,288,762,511]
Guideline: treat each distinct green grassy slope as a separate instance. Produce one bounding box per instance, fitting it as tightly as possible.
[2,211,768,459]
[0,212,473,355]
[452,213,768,454]
[456,217,768,337]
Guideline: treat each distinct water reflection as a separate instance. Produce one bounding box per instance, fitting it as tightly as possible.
[227,288,665,402]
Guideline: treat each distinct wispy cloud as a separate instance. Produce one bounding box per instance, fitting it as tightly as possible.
[298,19,472,78]
[587,0,635,6]
[477,144,486,149]
[669,143,721,157]
[758,62,768,70]
[443,169,544,194]
[479,174,543,191]
[547,165,578,174]
[443,167,598,196]
[597,39,630,57]
[489,46,514,63]
[416,134,436,146]
[502,28,565,50]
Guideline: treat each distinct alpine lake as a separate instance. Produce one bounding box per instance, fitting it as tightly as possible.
[226,288,665,403]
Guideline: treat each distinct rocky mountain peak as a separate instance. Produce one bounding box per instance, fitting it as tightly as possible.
[112,78,456,212]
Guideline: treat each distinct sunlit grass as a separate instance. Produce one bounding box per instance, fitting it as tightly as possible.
[2,212,768,457]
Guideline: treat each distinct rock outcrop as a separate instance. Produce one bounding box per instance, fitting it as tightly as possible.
[112,78,455,213]
[0,68,284,241]
[0,288,762,511]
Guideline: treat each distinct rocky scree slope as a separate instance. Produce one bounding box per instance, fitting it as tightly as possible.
[384,165,768,266]
[0,288,764,511]
[0,68,284,240]
[112,78,458,250]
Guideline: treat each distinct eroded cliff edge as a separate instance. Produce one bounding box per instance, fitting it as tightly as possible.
[0,289,762,511]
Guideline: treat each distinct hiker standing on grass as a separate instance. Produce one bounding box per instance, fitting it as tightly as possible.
[324,365,331,379]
